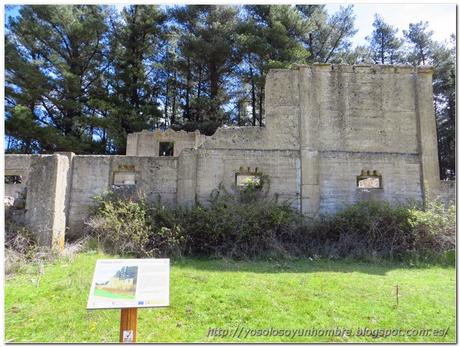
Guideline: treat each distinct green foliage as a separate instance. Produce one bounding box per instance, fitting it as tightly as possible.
[6,4,360,150]
[5,5,110,153]
[322,201,416,259]
[302,5,357,64]
[104,5,166,153]
[309,199,455,264]
[431,36,456,179]
[87,186,455,263]
[87,192,185,258]
[403,21,434,65]
[182,184,305,259]
[407,199,456,263]
[5,5,455,180]
[87,193,151,256]
[87,183,305,259]
[366,14,403,64]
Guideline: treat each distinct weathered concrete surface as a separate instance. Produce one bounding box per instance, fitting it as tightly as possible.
[177,148,198,207]
[319,151,423,213]
[127,129,208,156]
[293,64,434,215]
[194,149,300,209]
[24,154,69,250]
[4,155,32,205]
[67,155,178,238]
[438,181,456,206]
[4,64,455,243]
[414,68,442,199]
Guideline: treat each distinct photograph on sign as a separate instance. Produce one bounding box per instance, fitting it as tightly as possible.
[87,259,169,309]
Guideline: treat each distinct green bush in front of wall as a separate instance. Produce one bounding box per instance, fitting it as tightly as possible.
[85,186,455,263]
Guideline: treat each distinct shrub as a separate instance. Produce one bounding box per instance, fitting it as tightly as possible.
[86,192,152,257]
[407,199,456,263]
[87,184,306,259]
[311,201,417,260]
[5,222,38,274]
[4,212,56,274]
[147,205,186,258]
[87,191,186,258]
[86,187,455,263]
[182,185,305,259]
[306,199,455,263]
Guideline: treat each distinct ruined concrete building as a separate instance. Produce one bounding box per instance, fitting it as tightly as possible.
[5,64,455,249]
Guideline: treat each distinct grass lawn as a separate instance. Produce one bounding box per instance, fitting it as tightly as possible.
[4,251,456,343]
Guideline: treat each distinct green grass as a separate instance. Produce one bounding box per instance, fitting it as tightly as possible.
[4,251,456,343]
[94,288,135,300]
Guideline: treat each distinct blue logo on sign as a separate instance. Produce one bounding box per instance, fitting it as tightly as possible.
[138,301,144,305]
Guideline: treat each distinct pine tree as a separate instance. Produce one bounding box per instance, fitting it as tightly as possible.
[367,14,402,64]
[403,21,434,66]
[5,5,109,153]
[301,5,357,64]
[167,5,242,134]
[238,5,312,126]
[431,36,456,179]
[104,5,166,153]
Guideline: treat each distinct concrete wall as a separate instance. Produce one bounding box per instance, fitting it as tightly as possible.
[5,154,69,249]
[5,155,32,206]
[438,181,456,206]
[319,152,423,213]
[292,64,440,215]
[4,64,455,246]
[126,129,208,157]
[67,155,178,238]
[194,149,300,209]
[5,154,179,241]
[198,64,441,215]
[312,65,420,153]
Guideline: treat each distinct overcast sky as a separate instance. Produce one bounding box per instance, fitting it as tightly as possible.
[325,3,456,47]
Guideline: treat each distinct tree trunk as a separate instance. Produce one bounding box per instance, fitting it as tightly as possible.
[164,77,169,122]
[259,85,264,127]
[250,63,256,126]
[185,57,191,120]
[380,35,385,64]
[209,64,219,100]
[197,65,202,122]
[171,71,177,126]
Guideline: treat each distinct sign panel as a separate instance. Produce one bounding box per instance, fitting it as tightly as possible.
[87,259,169,309]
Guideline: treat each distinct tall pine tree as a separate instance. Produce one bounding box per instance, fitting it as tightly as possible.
[366,14,402,64]
[5,5,109,153]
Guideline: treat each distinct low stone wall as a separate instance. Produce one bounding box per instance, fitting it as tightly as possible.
[4,153,180,246]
